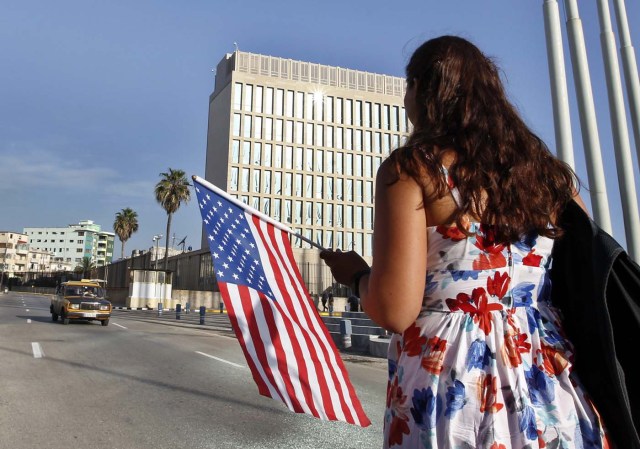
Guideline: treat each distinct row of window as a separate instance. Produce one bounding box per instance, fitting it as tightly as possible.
[232,114,404,152]
[34,239,84,244]
[234,195,374,231]
[229,168,375,203]
[233,83,409,133]
[230,141,383,177]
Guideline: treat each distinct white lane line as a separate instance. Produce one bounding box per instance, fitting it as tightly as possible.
[112,322,127,329]
[27,319,32,324]
[195,351,244,369]
[31,342,44,358]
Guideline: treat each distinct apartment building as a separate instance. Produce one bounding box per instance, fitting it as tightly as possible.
[0,231,30,279]
[24,220,115,267]
[203,50,410,260]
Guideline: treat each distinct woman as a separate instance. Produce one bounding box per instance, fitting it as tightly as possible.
[320,36,611,448]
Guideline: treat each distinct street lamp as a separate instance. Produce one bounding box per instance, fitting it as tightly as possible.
[152,234,163,269]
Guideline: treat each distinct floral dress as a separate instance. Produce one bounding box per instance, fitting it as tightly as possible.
[383,188,611,448]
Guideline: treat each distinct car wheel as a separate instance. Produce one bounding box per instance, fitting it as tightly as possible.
[101,319,109,326]
[51,312,58,321]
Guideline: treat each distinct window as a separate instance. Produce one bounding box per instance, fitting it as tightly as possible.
[241,168,250,192]
[231,140,240,163]
[285,146,293,169]
[233,82,242,110]
[263,171,271,194]
[230,167,238,192]
[326,125,333,148]
[326,203,333,226]
[275,89,284,115]
[315,175,323,199]
[286,90,294,117]
[326,177,333,200]
[294,201,302,224]
[253,143,262,165]
[305,175,313,198]
[243,84,253,111]
[264,144,272,167]
[241,142,250,164]
[295,92,304,119]
[295,147,303,170]
[274,145,283,168]
[284,173,292,196]
[274,172,282,195]
[265,118,273,140]
[295,174,303,196]
[255,86,263,113]
[345,99,352,125]
[233,114,241,136]
[336,98,343,124]
[254,116,262,139]
[266,87,274,114]
[316,203,323,225]
[253,170,261,193]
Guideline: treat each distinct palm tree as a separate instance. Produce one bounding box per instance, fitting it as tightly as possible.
[113,208,139,259]
[76,256,95,279]
[154,168,191,270]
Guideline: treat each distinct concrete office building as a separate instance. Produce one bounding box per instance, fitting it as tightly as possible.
[24,220,115,267]
[203,50,410,261]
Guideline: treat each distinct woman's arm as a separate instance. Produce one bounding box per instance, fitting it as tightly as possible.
[358,159,429,333]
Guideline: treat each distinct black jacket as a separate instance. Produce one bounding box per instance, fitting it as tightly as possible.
[550,200,640,449]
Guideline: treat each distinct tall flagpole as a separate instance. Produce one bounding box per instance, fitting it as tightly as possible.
[543,0,576,169]
[612,0,640,169]
[563,0,613,233]
[596,0,640,261]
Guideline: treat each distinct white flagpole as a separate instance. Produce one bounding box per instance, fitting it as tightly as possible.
[193,175,327,251]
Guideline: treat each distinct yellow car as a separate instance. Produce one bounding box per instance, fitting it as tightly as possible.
[51,280,111,326]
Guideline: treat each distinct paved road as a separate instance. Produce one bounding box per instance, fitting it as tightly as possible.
[0,292,388,449]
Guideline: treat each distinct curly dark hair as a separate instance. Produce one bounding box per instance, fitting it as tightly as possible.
[389,35,579,243]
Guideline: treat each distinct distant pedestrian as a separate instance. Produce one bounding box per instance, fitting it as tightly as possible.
[327,292,334,315]
[320,291,328,311]
[347,295,359,312]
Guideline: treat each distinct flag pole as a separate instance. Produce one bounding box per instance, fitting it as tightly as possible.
[193,175,327,251]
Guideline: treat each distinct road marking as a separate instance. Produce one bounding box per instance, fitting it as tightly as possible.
[112,322,127,329]
[26,309,30,312]
[27,319,32,324]
[195,351,244,369]
[31,342,44,358]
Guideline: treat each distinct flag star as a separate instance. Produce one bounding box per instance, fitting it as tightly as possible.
[222,262,229,269]
[208,235,214,241]
[206,194,210,200]
[199,203,204,209]
[245,249,250,255]
[213,252,219,259]
[213,205,218,212]
[240,233,246,238]
[237,267,242,273]
[231,224,237,229]
[235,219,240,224]
[228,207,233,213]
[217,270,223,277]
[195,187,200,193]
[217,201,222,206]
[227,256,233,262]
[254,260,260,265]
[218,245,223,251]
[204,219,209,225]
[236,239,241,245]
[250,243,255,248]
[232,273,239,280]
[224,212,229,219]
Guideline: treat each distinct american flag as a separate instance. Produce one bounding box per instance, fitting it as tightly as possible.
[193,176,370,427]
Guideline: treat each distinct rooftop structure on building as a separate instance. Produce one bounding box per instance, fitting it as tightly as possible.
[203,50,411,258]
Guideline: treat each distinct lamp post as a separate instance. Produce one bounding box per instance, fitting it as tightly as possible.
[152,234,163,269]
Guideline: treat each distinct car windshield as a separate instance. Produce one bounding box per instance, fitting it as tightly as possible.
[65,286,101,297]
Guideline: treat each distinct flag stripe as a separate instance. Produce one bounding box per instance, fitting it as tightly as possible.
[219,283,282,401]
[254,218,358,423]
[194,177,371,427]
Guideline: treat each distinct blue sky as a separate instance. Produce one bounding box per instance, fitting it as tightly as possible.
[1,0,639,256]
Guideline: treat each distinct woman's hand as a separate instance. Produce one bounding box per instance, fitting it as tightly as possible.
[319,249,369,287]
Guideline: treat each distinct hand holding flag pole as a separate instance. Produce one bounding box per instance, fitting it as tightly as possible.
[192,175,370,427]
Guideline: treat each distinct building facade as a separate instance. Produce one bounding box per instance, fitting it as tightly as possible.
[0,231,30,280]
[203,50,410,261]
[24,220,115,268]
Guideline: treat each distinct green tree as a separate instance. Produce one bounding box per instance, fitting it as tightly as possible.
[76,256,95,279]
[154,169,191,270]
[113,208,139,259]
